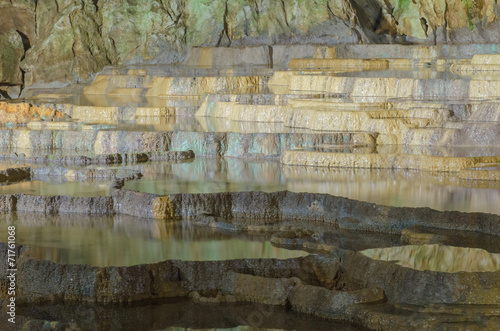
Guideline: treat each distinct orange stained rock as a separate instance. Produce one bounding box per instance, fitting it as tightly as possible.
[152,196,176,219]
[313,47,336,59]
[0,102,69,124]
[288,58,389,70]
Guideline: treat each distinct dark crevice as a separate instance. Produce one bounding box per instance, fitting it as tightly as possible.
[16,30,31,59]
[268,45,273,68]
[34,0,38,37]
[420,17,429,37]
[253,0,260,15]
[280,0,290,28]
[373,9,384,32]
[0,89,12,99]
[326,2,335,20]
[15,30,31,95]
[216,1,231,47]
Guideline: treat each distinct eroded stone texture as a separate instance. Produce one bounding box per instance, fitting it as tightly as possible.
[1,239,498,330]
[340,251,500,306]
[2,0,500,88]
[1,187,498,235]
[0,0,361,87]
[0,30,24,87]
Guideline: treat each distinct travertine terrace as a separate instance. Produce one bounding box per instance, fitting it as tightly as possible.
[0,42,499,330]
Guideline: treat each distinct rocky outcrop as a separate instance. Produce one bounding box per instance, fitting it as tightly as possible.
[0,0,360,89]
[1,0,500,90]
[1,183,498,235]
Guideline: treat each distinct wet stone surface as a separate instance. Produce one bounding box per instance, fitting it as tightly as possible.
[1,45,500,330]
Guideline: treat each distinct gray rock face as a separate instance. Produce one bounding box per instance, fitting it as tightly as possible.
[1,0,500,89]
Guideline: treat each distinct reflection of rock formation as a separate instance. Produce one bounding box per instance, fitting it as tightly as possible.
[127,159,500,214]
[282,165,500,214]
[0,216,305,266]
[362,244,500,272]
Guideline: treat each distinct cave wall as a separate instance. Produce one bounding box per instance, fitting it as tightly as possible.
[1,0,500,93]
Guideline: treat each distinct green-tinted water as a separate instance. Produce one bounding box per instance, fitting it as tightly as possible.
[0,214,307,267]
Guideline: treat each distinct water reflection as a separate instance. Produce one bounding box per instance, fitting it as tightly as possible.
[16,299,357,331]
[362,244,500,272]
[0,180,111,197]
[0,214,306,266]
[124,159,500,214]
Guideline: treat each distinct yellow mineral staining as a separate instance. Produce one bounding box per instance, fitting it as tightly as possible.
[374,0,496,40]
[127,69,147,76]
[152,196,176,219]
[69,106,119,124]
[287,75,420,99]
[0,102,68,125]
[108,88,143,97]
[362,244,500,273]
[84,74,152,96]
[93,131,118,155]
[471,54,500,65]
[268,71,296,86]
[145,76,261,97]
[459,165,500,181]
[134,107,170,117]
[191,47,213,66]
[83,73,261,97]
[51,105,174,124]
[288,59,389,70]
[199,102,290,123]
[82,75,111,95]
[63,170,77,178]
[16,130,31,149]
[469,80,500,98]
[281,150,500,172]
[288,99,389,110]
[313,47,336,59]
[451,54,500,73]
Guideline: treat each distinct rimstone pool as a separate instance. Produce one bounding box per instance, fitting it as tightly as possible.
[1,43,500,330]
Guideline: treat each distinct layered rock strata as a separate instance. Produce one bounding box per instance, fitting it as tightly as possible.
[2,1,500,90]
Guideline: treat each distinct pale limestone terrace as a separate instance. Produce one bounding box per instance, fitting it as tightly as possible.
[362,244,500,272]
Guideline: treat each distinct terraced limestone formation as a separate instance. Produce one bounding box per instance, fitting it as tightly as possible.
[0,44,499,331]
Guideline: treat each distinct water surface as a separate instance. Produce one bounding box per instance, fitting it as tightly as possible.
[124,159,500,214]
[0,215,306,266]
